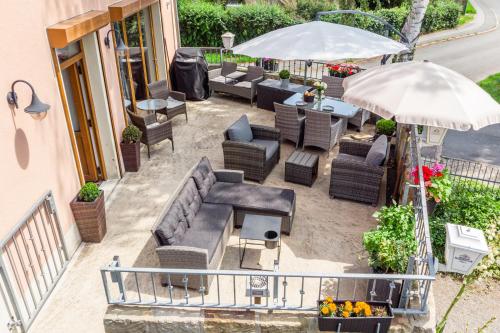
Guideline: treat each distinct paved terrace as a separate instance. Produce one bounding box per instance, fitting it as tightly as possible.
[30,96,380,333]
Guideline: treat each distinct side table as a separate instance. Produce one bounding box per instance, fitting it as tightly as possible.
[285,151,319,187]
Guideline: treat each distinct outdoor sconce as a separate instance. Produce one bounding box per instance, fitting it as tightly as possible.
[7,80,50,120]
[221,32,235,50]
[104,30,129,56]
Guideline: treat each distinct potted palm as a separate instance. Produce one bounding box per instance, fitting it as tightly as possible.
[363,204,417,306]
[318,298,393,332]
[70,182,106,243]
[279,69,290,88]
[120,124,142,172]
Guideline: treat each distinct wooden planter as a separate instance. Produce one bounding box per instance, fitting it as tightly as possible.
[318,301,393,332]
[70,191,106,243]
[121,141,141,172]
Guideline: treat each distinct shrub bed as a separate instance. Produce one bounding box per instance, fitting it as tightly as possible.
[429,182,499,279]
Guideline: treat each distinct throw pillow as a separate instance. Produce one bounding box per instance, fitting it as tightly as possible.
[365,135,388,167]
[227,115,253,142]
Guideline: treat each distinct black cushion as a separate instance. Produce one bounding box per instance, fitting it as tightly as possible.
[177,178,202,227]
[177,203,232,262]
[204,182,295,216]
[192,157,217,199]
[251,139,279,161]
[365,135,388,166]
[227,115,253,142]
[155,201,188,246]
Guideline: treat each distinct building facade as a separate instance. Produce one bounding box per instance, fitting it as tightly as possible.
[0,0,179,329]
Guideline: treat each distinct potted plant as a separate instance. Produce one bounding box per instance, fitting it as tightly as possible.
[363,203,417,305]
[70,182,106,243]
[279,69,290,87]
[375,119,396,140]
[318,298,394,332]
[327,63,361,78]
[410,162,452,215]
[120,124,142,172]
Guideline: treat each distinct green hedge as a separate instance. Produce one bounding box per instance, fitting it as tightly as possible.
[178,0,461,47]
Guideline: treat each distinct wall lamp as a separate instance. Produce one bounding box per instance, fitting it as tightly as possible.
[104,30,128,56]
[7,80,50,120]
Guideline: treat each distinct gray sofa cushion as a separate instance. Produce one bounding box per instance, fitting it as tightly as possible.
[177,203,232,262]
[365,135,388,167]
[251,139,279,161]
[204,182,295,216]
[155,202,188,246]
[177,178,202,227]
[337,153,366,163]
[227,115,253,142]
[192,157,217,199]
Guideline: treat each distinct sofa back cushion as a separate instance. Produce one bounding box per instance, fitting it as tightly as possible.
[155,201,188,245]
[177,178,202,227]
[365,135,388,166]
[192,157,217,199]
[227,115,253,142]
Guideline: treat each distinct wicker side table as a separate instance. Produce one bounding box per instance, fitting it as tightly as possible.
[285,151,319,187]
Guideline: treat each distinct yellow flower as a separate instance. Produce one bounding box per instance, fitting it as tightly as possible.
[353,307,361,314]
[320,306,330,316]
[325,296,333,304]
[344,301,353,312]
[364,306,372,317]
[342,311,350,318]
[328,303,337,312]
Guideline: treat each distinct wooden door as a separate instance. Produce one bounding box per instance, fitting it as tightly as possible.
[67,62,99,182]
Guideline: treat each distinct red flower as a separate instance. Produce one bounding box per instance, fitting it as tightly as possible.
[413,166,433,184]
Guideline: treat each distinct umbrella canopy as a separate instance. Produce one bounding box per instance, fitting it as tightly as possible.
[231,21,408,61]
[342,61,500,131]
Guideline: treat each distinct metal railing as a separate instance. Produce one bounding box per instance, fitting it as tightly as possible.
[0,191,69,332]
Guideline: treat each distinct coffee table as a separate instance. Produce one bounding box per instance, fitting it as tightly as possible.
[239,214,281,270]
[285,150,319,187]
[257,79,313,111]
[136,99,168,116]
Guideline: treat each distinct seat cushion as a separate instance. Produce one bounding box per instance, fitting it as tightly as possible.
[251,139,279,161]
[210,76,236,84]
[204,182,295,216]
[155,201,188,246]
[166,97,185,110]
[227,115,253,142]
[177,178,202,227]
[192,157,217,199]
[337,153,366,163]
[234,81,251,89]
[177,203,232,262]
[365,135,388,166]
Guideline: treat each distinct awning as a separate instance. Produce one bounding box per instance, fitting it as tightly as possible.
[109,0,159,22]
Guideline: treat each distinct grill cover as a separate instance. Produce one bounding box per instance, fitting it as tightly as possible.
[170,47,209,100]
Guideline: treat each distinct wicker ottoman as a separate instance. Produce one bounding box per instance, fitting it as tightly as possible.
[285,151,319,187]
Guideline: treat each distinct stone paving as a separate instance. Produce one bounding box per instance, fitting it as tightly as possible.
[29,95,381,333]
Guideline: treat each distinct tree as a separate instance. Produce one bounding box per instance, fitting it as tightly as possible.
[400,0,430,60]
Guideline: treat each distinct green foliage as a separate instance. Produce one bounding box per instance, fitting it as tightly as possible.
[363,203,417,273]
[478,73,500,103]
[465,1,476,14]
[204,52,256,65]
[78,182,101,202]
[375,119,396,136]
[430,182,500,278]
[122,124,142,143]
[296,0,336,21]
[421,0,462,33]
[178,1,228,47]
[279,69,290,79]
[427,169,453,203]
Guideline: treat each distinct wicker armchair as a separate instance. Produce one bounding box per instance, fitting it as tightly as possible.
[222,116,281,183]
[147,80,188,122]
[127,109,174,158]
[329,139,390,206]
[321,75,370,131]
[303,109,344,151]
[274,102,305,148]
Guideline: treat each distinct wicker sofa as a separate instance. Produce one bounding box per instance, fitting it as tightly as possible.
[209,64,264,105]
[222,115,280,183]
[151,157,296,290]
[329,136,389,206]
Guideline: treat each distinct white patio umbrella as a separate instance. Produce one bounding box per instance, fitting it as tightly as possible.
[342,61,500,131]
[231,21,408,61]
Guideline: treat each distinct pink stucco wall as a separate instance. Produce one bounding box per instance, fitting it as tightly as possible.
[0,0,179,248]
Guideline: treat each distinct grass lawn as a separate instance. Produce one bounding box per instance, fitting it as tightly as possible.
[478,73,500,102]
[204,52,256,65]
[459,1,477,25]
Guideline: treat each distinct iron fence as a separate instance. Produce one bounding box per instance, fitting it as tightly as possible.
[100,127,436,316]
[0,191,69,332]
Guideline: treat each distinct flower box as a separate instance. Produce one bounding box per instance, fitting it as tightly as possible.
[318,300,393,332]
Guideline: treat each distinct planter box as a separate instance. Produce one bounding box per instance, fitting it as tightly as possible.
[70,191,106,243]
[318,300,393,332]
[121,141,141,172]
